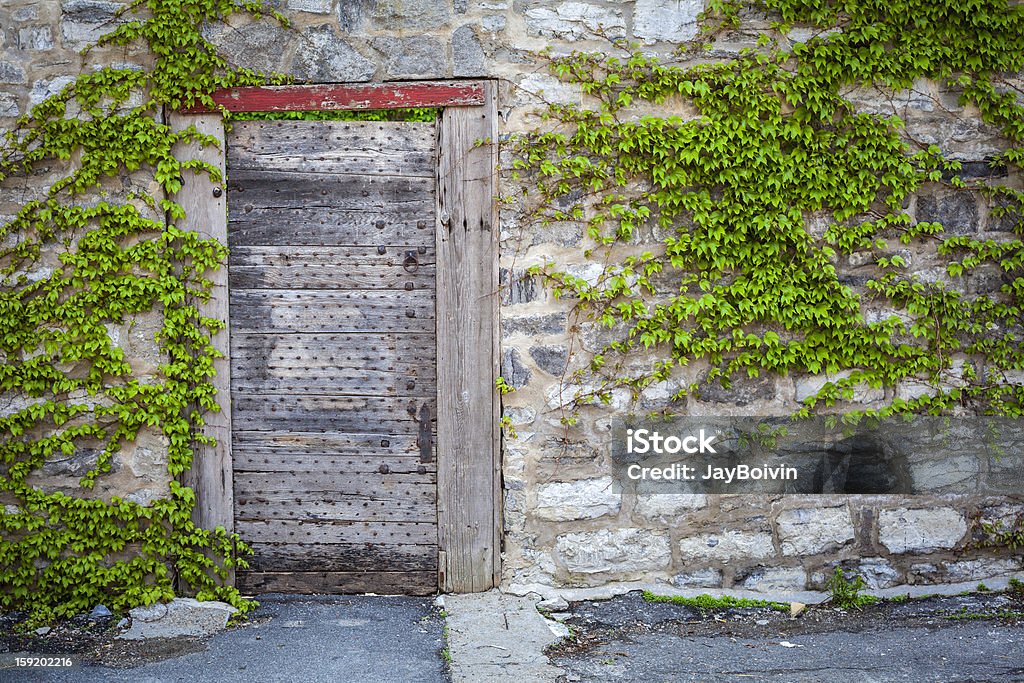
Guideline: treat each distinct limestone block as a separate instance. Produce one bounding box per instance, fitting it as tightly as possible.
[535,476,620,521]
[60,0,122,47]
[777,507,855,555]
[878,507,967,554]
[635,494,708,522]
[741,566,807,592]
[848,558,901,589]
[633,0,703,44]
[944,558,1022,582]
[287,0,332,13]
[0,62,27,85]
[671,567,723,588]
[679,530,775,561]
[525,2,626,41]
[556,528,671,574]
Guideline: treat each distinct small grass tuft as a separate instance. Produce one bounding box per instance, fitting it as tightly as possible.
[826,568,880,609]
[641,591,788,612]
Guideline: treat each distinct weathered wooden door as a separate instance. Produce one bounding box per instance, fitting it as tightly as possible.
[225,119,438,594]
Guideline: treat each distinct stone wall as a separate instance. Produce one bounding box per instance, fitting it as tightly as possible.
[3,0,1023,594]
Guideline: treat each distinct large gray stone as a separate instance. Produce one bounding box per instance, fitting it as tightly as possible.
[878,507,967,554]
[502,348,532,389]
[556,528,671,574]
[372,36,447,79]
[501,269,540,305]
[206,21,293,75]
[452,25,486,77]
[535,476,620,521]
[291,25,375,82]
[117,598,236,640]
[0,93,19,118]
[0,62,26,85]
[363,0,450,30]
[917,189,980,235]
[987,195,1021,233]
[776,507,855,556]
[529,345,568,376]
[18,26,55,50]
[633,0,703,44]
[697,370,775,405]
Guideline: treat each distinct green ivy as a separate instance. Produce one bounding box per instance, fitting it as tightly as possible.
[0,0,292,624]
[511,0,1024,423]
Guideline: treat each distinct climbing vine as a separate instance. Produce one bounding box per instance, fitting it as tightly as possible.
[510,0,1024,423]
[0,0,291,623]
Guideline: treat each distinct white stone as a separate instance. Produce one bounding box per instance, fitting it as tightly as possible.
[878,507,967,554]
[741,567,807,593]
[516,73,582,106]
[0,93,18,118]
[795,371,884,403]
[670,567,722,588]
[525,2,626,41]
[855,558,901,589]
[535,477,621,521]
[504,406,537,426]
[909,455,978,492]
[635,494,708,521]
[678,530,775,561]
[555,528,671,574]
[944,558,1021,582]
[117,598,236,640]
[30,76,75,106]
[776,507,854,556]
[633,0,703,44]
[287,0,332,13]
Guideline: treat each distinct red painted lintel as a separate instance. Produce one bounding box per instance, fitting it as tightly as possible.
[182,81,486,113]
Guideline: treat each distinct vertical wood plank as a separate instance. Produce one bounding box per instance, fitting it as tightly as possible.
[436,82,501,592]
[168,111,235,587]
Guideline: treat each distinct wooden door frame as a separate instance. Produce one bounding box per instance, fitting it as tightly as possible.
[169,80,501,593]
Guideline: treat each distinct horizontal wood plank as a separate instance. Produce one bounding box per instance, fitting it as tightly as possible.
[227,207,436,247]
[229,246,435,290]
[187,81,482,113]
[236,496,434,523]
[245,543,437,572]
[230,331,435,397]
[229,290,434,334]
[236,519,436,545]
[231,430,421,456]
[235,467,433,493]
[228,169,433,211]
[232,394,435,433]
[229,120,435,176]
[233,453,435,475]
[237,570,437,595]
